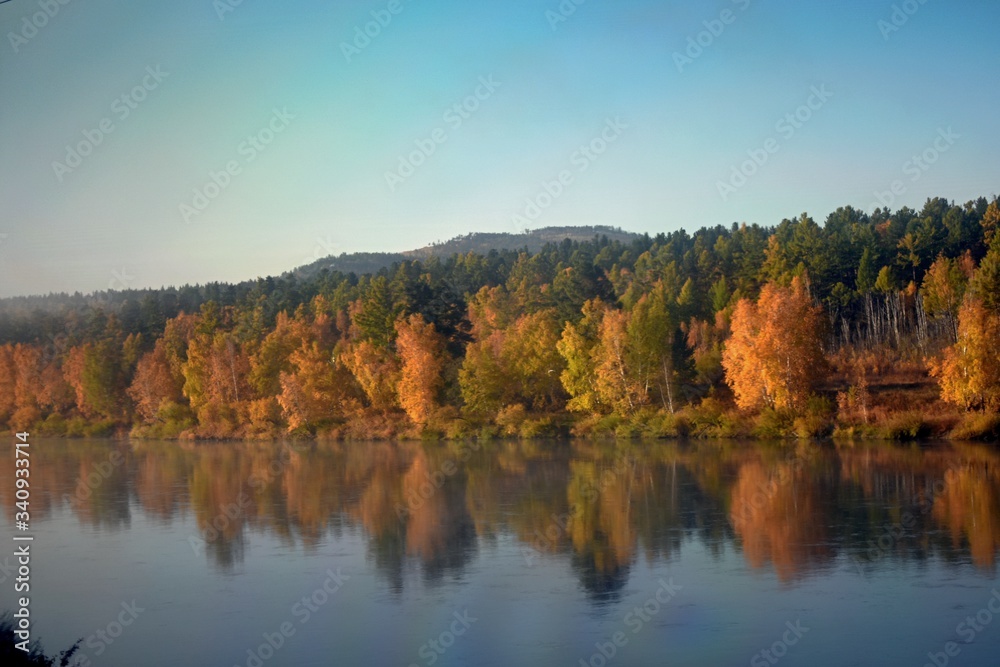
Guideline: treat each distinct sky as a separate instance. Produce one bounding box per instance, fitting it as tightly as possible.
[1,0,998,298]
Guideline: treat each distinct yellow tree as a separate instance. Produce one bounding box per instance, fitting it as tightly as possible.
[459,303,564,418]
[932,297,1000,411]
[722,276,825,411]
[278,340,359,431]
[557,299,608,415]
[502,310,565,411]
[182,331,252,437]
[394,314,446,426]
[249,310,309,398]
[340,339,400,412]
[921,253,974,341]
[594,309,645,415]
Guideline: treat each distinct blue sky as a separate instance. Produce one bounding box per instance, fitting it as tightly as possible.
[1,0,998,297]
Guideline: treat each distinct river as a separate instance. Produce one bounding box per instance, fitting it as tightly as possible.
[2,438,999,666]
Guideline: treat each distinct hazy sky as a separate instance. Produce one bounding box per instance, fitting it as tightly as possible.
[1,0,998,298]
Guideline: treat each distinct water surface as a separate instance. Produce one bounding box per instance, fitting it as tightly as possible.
[2,438,999,666]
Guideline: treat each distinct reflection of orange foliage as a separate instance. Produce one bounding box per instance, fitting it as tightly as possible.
[355,445,408,537]
[133,450,185,519]
[402,453,448,560]
[730,461,831,581]
[14,438,1000,583]
[282,450,329,546]
[934,466,1000,568]
[189,450,249,544]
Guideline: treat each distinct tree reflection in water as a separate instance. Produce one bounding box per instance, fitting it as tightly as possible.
[5,438,1000,591]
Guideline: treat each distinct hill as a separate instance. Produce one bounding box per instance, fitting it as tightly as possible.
[289,226,638,279]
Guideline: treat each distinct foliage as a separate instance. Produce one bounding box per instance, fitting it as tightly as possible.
[0,195,997,438]
[722,276,826,411]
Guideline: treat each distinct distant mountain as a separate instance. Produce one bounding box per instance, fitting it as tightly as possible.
[289,226,639,278]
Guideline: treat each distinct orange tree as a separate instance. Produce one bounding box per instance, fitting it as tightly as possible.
[721,275,825,411]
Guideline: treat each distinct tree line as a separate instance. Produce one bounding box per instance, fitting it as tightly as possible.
[1,195,998,440]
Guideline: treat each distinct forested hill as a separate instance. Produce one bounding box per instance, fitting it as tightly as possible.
[288,225,637,279]
[1,195,998,441]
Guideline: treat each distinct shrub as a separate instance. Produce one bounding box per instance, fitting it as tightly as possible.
[949,412,1000,441]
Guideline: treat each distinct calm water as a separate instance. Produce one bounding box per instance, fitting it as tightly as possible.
[2,438,1000,666]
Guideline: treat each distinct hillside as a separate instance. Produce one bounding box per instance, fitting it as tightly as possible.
[403,226,638,258]
[289,226,638,278]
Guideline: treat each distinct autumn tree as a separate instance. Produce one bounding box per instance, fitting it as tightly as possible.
[722,276,825,411]
[394,314,446,426]
[129,339,186,423]
[0,344,17,426]
[557,299,609,415]
[593,309,644,415]
[249,310,308,398]
[921,253,974,341]
[340,339,400,412]
[459,301,564,418]
[932,297,1000,412]
[182,327,252,437]
[279,339,359,432]
[36,350,74,418]
[503,310,565,411]
[10,344,43,429]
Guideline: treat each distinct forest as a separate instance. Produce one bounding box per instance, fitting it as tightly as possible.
[0,195,999,441]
